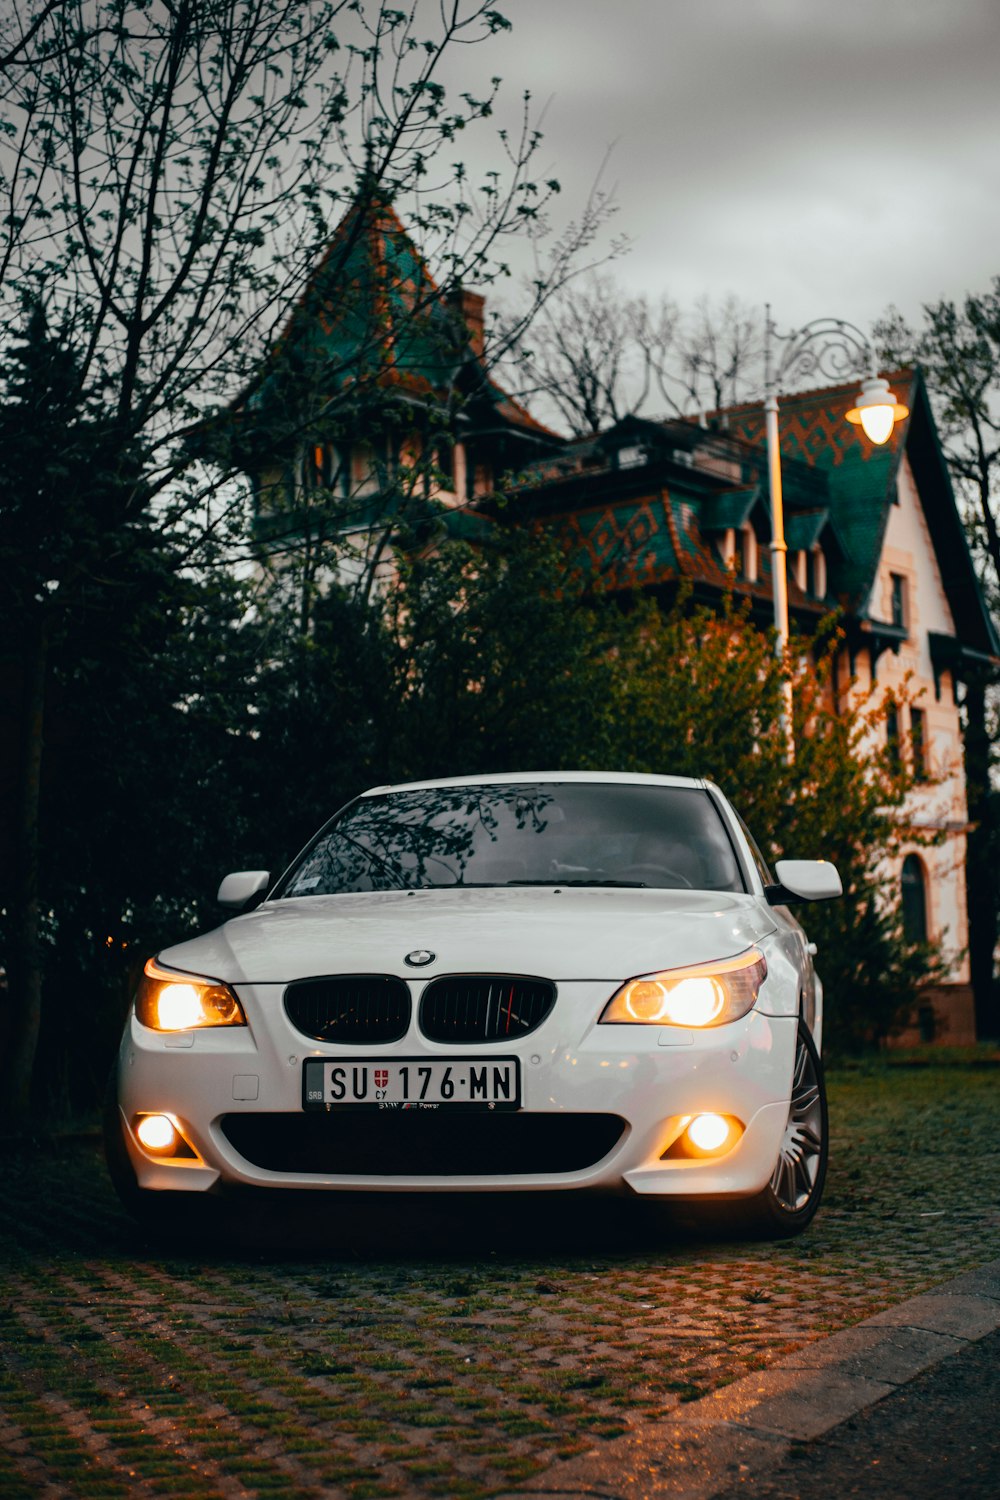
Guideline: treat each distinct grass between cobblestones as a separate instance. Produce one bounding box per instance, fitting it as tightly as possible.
[1,1061,998,1498]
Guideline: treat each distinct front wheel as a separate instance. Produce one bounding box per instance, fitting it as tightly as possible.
[733,1018,828,1238]
[670,1019,828,1241]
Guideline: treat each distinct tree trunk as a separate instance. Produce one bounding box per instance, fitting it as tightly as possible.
[1,615,48,1127]
[963,677,999,1040]
[974,473,1000,598]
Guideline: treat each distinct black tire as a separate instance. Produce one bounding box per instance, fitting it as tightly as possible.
[103,1064,145,1215]
[730,1017,828,1238]
[673,1018,828,1241]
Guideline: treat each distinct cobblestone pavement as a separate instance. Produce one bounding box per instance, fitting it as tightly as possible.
[1,1063,998,1499]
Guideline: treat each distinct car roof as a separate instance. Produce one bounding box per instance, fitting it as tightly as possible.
[361,771,713,797]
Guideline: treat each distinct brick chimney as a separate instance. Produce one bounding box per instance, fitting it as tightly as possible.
[448,287,485,359]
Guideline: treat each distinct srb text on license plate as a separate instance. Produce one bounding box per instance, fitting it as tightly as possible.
[303,1056,521,1110]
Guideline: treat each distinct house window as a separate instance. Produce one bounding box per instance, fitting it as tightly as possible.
[886,701,901,773]
[890,572,907,630]
[807,546,826,598]
[428,441,455,494]
[617,444,645,469]
[731,527,744,577]
[901,855,928,944]
[452,441,467,499]
[740,524,757,582]
[910,706,928,781]
[352,442,377,493]
[442,443,456,491]
[301,442,342,492]
[463,443,481,498]
[302,444,323,491]
[793,549,808,590]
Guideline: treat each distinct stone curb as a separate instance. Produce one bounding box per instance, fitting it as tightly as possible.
[493,1257,1000,1500]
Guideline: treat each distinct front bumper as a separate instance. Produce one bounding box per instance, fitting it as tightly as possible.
[114,980,797,1199]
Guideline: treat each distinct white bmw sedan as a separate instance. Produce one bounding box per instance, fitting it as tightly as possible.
[105,772,842,1238]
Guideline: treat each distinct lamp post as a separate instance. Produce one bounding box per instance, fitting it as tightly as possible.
[763,307,909,754]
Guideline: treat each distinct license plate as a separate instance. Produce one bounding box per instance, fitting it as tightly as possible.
[302,1056,521,1111]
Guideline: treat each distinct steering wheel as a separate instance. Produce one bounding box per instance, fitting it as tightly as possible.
[615,863,693,889]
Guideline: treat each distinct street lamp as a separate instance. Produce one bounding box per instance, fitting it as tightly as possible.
[763,307,909,754]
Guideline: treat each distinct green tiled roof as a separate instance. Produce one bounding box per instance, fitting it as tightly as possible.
[242,191,554,438]
[784,509,829,552]
[671,496,710,566]
[245,199,461,411]
[517,369,996,658]
[724,379,908,611]
[699,487,760,531]
[824,451,898,604]
[558,494,681,588]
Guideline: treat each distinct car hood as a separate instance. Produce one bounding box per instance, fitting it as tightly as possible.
[159,886,776,984]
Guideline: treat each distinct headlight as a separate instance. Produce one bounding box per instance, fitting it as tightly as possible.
[135,958,246,1031]
[599,947,767,1027]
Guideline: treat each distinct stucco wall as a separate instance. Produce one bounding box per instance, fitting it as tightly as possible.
[859,452,970,984]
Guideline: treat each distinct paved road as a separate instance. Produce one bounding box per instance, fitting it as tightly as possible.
[709,1329,1000,1498]
[2,1077,998,1500]
[497,1260,1000,1500]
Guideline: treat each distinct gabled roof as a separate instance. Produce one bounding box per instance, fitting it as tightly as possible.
[897,374,1000,659]
[721,369,998,656]
[699,486,765,532]
[784,509,832,552]
[719,376,907,608]
[242,187,557,441]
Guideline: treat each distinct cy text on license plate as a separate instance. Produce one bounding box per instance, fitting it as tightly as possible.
[303,1056,521,1110]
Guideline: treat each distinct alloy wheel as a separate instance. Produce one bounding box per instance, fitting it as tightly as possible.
[769,1026,824,1213]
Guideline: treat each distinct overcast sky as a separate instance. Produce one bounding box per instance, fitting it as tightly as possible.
[435,0,1000,338]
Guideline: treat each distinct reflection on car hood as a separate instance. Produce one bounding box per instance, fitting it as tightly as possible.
[159,886,777,984]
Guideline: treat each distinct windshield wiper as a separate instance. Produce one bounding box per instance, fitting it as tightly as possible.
[505,878,648,888]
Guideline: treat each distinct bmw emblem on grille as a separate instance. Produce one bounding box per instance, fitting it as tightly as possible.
[404,949,435,967]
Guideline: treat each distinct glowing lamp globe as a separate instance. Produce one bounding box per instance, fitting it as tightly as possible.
[846,376,909,446]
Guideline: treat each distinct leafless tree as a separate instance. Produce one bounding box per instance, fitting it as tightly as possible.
[670,294,765,415]
[502,272,677,435]
[877,289,1000,596]
[505,276,764,436]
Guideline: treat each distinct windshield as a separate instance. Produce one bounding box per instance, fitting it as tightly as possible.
[280,782,745,896]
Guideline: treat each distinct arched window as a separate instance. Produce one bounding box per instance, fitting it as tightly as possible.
[807,545,826,598]
[901,855,928,944]
[741,523,757,582]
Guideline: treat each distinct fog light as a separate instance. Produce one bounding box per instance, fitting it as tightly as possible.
[135,1114,178,1152]
[661,1112,745,1161]
[687,1113,732,1152]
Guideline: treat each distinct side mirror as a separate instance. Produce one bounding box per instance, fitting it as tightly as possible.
[217,870,271,912]
[766,859,843,905]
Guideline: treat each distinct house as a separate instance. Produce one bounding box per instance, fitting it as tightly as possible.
[239,196,998,1041]
[506,377,999,1043]
[231,187,558,588]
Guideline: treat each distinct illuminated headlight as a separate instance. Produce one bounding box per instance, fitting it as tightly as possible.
[599,948,767,1027]
[135,958,246,1031]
